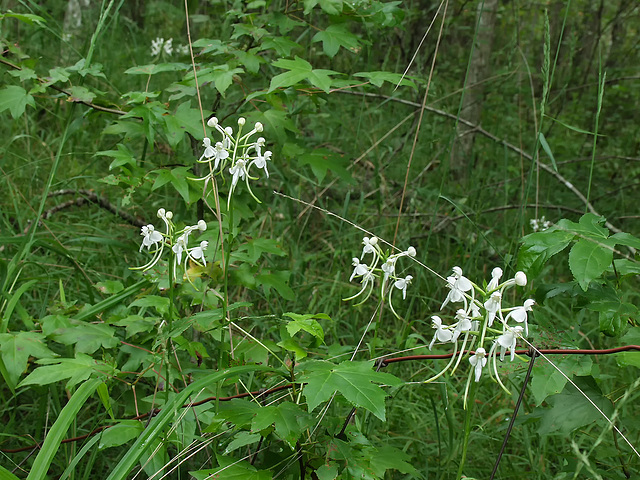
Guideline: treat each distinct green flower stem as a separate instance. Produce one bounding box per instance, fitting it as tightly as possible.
[457,378,478,480]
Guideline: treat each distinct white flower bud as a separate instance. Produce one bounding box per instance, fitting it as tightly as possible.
[238,117,246,126]
[207,117,218,127]
[197,220,207,231]
[369,236,378,245]
[514,271,527,286]
[165,211,173,220]
[406,246,416,257]
[157,208,166,218]
[255,122,263,132]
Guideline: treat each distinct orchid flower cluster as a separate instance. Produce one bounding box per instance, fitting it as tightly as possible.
[134,208,208,281]
[427,266,534,403]
[150,37,190,57]
[195,117,271,207]
[345,236,416,318]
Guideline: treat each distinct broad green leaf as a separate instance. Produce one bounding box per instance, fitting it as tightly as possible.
[537,376,613,436]
[94,280,124,294]
[284,312,327,343]
[67,86,96,103]
[215,398,261,428]
[0,464,20,480]
[124,63,190,75]
[369,445,419,476]
[26,378,102,480]
[96,144,136,170]
[194,65,244,96]
[0,331,57,390]
[224,431,262,454]
[0,85,35,118]
[269,57,313,91]
[530,355,592,406]
[557,213,609,238]
[260,109,299,145]
[584,284,637,336]
[610,231,640,250]
[312,24,361,58]
[298,148,353,184]
[257,270,295,300]
[304,0,343,15]
[316,464,339,480]
[18,353,117,388]
[48,321,119,354]
[614,258,640,277]
[354,71,417,89]
[518,228,574,279]
[131,295,170,315]
[102,119,146,141]
[299,360,402,420]
[251,402,313,449]
[98,421,145,450]
[191,456,272,480]
[568,238,614,291]
[260,36,302,56]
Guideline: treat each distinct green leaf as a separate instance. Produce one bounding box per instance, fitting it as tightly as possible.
[0,11,46,25]
[256,270,295,300]
[353,71,417,89]
[298,148,353,184]
[0,85,35,118]
[312,24,361,58]
[251,402,312,449]
[518,228,574,279]
[195,65,244,96]
[48,321,119,354]
[530,355,592,406]
[617,327,640,368]
[260,109,299,145]
[96,382,114,419]
[557,213,609,238]
[538,132,557,172]
[18,353,117,388]
[130,295,170,315]
[610,231,640,250]
[26,379,102,480]
[269,57,313,91]
[94,280,124,294]
[124,63,190,75]
[106,365,274,480]
[537,376,613,436]
[260,36,302,56]
[0,464,20,480]
[0,331,57,390]
[284,312,327,343]
[96,144,136,170]
[191,456,272,480]
[224,431,261,454]
[98,421,144,450]
[304,0,343,15]
[568,238,614,291]
[299,360,402,420]
[67,86,96,103]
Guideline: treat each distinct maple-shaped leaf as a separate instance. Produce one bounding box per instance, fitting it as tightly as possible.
[312,24,363,58]
[251,402,313,449]
[298,360,402,420]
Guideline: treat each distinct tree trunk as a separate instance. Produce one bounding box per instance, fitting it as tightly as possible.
[451,0,499,178]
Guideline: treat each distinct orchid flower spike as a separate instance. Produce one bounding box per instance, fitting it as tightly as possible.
[505,299,535,336]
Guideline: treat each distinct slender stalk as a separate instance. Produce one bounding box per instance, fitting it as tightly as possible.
[457,379,477,480]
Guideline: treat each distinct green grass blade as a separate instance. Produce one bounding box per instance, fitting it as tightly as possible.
[106,364,275,480]
[73,279,148,322]
[1,279,37,333]
[0,464,21,480]
[26,378,102,480]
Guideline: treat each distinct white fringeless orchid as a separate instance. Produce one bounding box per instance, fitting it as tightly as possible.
[345,236,416,318]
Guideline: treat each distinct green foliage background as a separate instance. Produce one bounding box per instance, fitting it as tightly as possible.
[1,0,639,479]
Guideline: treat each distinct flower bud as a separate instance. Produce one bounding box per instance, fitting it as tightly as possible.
[207,117,218,127]
[514,271,527,286]
[157,208,166,218]
[197,220,207,231]
[165,211,173,220]
[406,246,416,257]
[370,236,378,245]
[255,122,263,132]
[238,117,246,126]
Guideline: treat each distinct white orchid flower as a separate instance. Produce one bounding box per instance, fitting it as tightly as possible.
[496,326,524,362]
[484,291,502,327]
[188,241,208,266]
[505,299,535,336]
[469,347,487,382]
[487,267,503,292]
[451,309,473,342]
[140,224,163,252]
[429,316,454,349]
[441,266,473,310]
[361,236,378,258]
